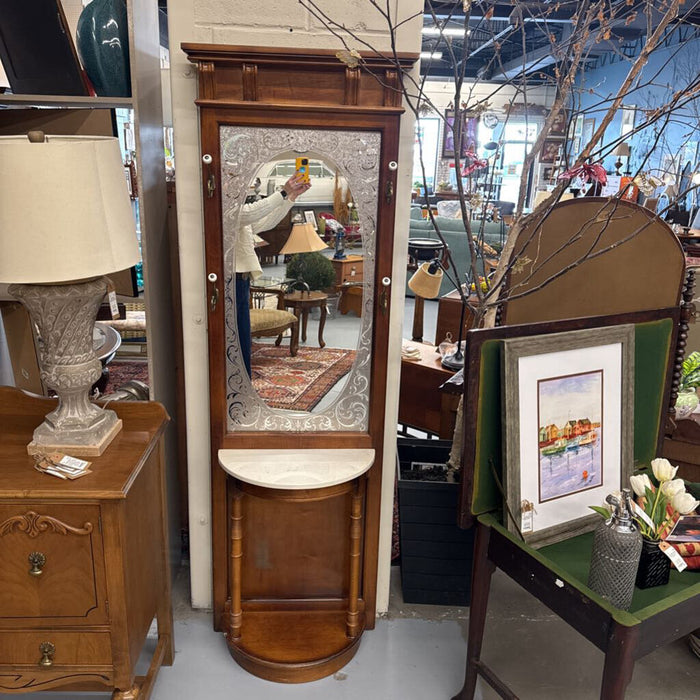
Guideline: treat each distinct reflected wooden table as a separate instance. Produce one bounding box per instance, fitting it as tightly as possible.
[283,290,328,348]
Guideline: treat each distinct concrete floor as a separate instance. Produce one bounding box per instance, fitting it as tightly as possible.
[19,565,699,700]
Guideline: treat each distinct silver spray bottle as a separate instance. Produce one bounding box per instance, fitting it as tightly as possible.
[587,488,642,610]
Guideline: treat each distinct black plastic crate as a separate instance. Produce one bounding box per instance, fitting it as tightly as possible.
[397,438,474,606]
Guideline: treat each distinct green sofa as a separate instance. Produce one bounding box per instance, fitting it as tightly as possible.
[407,211,505,297]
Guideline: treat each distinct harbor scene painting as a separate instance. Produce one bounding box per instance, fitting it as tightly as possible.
[537,370,603,503]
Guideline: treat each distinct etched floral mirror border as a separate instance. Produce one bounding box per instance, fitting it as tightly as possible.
[220,126,379,431]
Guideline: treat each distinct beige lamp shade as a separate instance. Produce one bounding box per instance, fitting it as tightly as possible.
[0,134,140,283]
[533,190,574,208]
[279,222,328,255]
[408,262,443,299]
[613,143,631,157]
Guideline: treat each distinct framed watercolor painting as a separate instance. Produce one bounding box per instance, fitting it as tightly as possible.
[502,325,635,547]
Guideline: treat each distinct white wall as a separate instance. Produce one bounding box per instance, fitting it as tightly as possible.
[168,0,423,611]
[422,81,556,113]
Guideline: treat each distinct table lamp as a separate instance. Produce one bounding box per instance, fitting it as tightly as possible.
[280,218,328,294]
[408,259,443,298]
[407,239,446,342]
[0,132,140,456]
[613,143,630,176]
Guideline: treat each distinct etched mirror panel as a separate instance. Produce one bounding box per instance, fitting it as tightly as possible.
[220,126,380,431]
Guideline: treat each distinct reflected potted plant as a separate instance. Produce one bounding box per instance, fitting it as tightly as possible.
[675,351,700,419]
[629,459,699,588]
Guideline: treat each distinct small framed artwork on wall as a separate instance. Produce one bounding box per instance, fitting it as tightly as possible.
[540,139,563,164]
[442,109,479,158]
[303,210,318,229]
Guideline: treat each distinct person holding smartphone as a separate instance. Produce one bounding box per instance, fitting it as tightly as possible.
[235,173,311,376]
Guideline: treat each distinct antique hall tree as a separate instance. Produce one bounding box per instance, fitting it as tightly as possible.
[183,44,417,682]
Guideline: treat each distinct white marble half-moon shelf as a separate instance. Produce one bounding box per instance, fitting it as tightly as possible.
[218,448,375,489]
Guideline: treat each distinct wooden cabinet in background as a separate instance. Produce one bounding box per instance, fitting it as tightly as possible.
[434,289,476,345]
[0,387,173,698]
[331,255,364,288]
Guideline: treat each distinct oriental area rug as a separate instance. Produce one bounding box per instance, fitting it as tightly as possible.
[251,342,356,412]
[103,360,149,394]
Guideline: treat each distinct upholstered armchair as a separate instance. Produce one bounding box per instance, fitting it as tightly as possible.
[249,286,299,356]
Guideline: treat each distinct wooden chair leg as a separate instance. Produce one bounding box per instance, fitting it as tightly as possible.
[290,321,299,356]
[600,622,640,700]
[451,521,496,700]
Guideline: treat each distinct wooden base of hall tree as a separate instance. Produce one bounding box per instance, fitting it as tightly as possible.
[221,478,366,683]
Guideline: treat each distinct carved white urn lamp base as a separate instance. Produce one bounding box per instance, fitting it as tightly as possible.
[10,276,122,457]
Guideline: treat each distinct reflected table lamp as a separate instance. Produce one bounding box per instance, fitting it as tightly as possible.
[0,132,140,456]
[280,218,328,294]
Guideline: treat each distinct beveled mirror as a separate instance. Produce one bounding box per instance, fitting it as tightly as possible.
[221,126,379,431]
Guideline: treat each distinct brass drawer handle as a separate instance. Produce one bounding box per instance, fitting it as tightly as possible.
[28,551,46,577]
[38,641,55,667]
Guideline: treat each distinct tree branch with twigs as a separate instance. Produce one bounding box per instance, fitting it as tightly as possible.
[298,0,698,469]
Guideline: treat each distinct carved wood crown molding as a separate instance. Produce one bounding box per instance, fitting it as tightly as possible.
[182,43,418,109]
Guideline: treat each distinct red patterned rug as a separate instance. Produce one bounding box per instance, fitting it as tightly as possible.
[103,360,149,394]
[251,342,356,412]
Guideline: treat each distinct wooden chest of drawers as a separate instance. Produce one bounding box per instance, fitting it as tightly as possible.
[331,255,364,287]
[0,387,173,698]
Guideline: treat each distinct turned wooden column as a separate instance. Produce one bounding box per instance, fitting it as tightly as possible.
[668,268,697,434]
[346,479,364,638]
[229,486,244,641]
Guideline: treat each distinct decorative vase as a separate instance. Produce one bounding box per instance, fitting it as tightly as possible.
[76,0,131,97]
[635,537,671,589]
[587,490,642,610]
[675,388,699,420]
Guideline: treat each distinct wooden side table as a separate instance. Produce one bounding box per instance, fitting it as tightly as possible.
[338,283,363,317]
[399,342,459,438]
[283,290,328,348]
[0,387,173,699]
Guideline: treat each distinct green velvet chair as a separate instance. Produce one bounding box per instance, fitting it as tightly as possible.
[451,199,698,700]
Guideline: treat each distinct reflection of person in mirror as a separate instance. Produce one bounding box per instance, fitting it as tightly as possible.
[236,174,311,376]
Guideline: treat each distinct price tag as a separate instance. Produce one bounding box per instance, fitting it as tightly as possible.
[631,501,656,530]
[57,455,90,471]
[521,509,534,533]
[659,542,688,572]
[108,290,119,319]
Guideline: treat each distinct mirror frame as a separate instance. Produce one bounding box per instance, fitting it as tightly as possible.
[220,127,378,431]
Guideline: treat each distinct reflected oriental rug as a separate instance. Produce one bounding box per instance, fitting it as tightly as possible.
[251,342,356,412]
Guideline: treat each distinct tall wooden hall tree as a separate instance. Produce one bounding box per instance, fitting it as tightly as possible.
[183,44,417,682]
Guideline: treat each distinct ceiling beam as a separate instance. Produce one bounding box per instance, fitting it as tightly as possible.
[486,24,572,80]
[468,24,516,57]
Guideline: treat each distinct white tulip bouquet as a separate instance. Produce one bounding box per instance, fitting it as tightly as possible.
[629,458,700,541]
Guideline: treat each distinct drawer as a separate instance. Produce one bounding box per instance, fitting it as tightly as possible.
[0,504,107,623]
[0,630,112,666]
